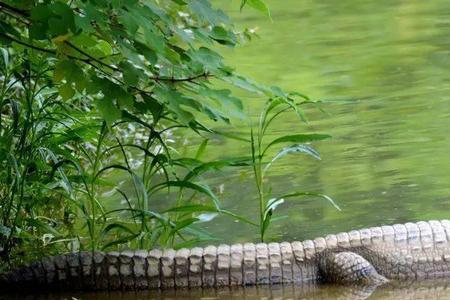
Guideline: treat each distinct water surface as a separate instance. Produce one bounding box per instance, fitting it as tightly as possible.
[4,281,450,300]
[187,0,450,243]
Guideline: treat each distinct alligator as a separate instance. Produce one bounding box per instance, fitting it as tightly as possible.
[2,220,450,292]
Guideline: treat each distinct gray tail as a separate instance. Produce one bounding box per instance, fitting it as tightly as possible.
[0,252,104,292]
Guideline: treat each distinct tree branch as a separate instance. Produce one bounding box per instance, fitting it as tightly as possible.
[64,41,121,72]
[0,32,56,55]
[0,1,30,17]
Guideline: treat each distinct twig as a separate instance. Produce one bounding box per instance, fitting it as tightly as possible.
[0,1,29,17]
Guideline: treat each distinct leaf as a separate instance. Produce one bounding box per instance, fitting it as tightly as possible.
[0,48,9,67]
[188,0,230,26]
[59,82,75,100]
[264,134,331,155]
[210,26,237,45]
[163,204,218,214]
[96,98,122,125]
[120,61,141,86]
[188,47,223,73]
[163,205,257,226]
[171,218,198,233]
[222,73,269,95]
[195,139,209,160]
[264,144,321,174]
[220,209,257,226]
[197,88,244,119]
[153,86,196,124]
[261,210,271,239]
[264,197,285,215]
[100,223,136,238]
[131,172,149,211]
[47,2,76,37]
[0,224,11,238]
[195,213,218,223]
[280,192,341,211]
[183,157,251,181]
[101,233,139,250]
[261,197,285,238]
[242,0,271,19]
[152,180,221,209]
[54,60,86,91]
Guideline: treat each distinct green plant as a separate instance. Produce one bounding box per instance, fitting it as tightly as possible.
[249,95,340,242]
[0,49,79,266]
[71,120,255,252]
[0,0,281,262]
[0,0,337,269]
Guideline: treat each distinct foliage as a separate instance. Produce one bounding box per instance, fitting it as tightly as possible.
[0,49,77,264]
[0,45,253,267]
[0,0,277,128]
[249,96,340,242]
[0,0,286,266]
[0,0,334,269]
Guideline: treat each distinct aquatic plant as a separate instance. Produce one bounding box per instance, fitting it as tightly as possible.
[0,0,334,268]
[249,95,340,241]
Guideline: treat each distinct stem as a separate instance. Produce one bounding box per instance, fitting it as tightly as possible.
[88,122,107,250]
[250,126,264,242]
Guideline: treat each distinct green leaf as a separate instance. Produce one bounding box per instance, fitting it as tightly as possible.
[261,197,285,238]
[0,48,9,67]
[264,144,321,174]
[100,223,135,238]
[210,26,237,45]
[195,213,218,223]
[96,98,122,125]
[176,217,199,229]
[153,180,221,209]
[188,0,230,26]
[183,157,251,181]
[264,134,331,155]
[279,192,341,211]
[153,86,196,124]
[163,204,219,214]
[195,139,209,160]
[222,73,269,95]
[120,61,140,86]
[265,197,285,215]
[59,82,75,100]
[135,94,163,121]
[163,204,257,226]
[189,47,223,73]
[244,0,271,18]
[199,88,244,118]
[101,233,139,250]
[47,2,76,37]
[97,40,113,56]
[54,60,85,91]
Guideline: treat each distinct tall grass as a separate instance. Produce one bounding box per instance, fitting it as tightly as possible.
[0,49,251,268]
[249,95,340,242]
[0,50,76,266]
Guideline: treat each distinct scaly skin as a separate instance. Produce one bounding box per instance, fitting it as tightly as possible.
[2,220,450,291]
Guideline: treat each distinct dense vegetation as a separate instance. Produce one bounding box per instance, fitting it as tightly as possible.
[0,0,335,269]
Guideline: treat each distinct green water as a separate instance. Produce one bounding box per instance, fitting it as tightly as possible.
[5,281,450,300]
[185,0,450,244]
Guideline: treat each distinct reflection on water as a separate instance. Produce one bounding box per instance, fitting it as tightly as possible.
[174,0,450,244]
[4,281,450,300]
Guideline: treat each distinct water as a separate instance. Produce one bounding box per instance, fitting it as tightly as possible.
[186,0,450,244]
[5,281,450,300]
